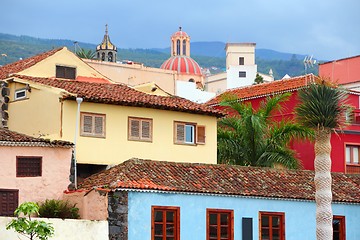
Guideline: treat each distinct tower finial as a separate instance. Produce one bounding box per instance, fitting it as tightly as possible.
[179,26,182,31]
[105,24,108,35]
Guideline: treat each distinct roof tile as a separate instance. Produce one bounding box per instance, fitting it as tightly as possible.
[79,158,360,203]
[0,48,63,79]
[9,75,223,117]
[0,128,73,147]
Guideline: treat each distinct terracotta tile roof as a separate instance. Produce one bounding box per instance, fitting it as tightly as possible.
[0,128,73,148]
[206,74,317,106]
[0,48,63,80]
[10,75,223,117]
[79,158,360,204]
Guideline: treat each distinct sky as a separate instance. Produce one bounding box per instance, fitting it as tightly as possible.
[1,0,359,60]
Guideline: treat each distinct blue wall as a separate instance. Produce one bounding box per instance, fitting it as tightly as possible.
[127,191,360,239]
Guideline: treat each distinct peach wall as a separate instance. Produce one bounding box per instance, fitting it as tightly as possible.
[0,146,72,203]
[319,56,360,84]
[63,190,108,220]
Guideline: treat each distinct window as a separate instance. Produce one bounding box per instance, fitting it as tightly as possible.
[345,145,360,174]
[14,89,26,100]
[174,122,206,145]
[16,156,42,177]
[259,212,285,240]
[80,112,106,138]
[128,117,152,142]
[0,189,18,216]
[176,40,181,55]
[239,71,246,78]
[207,209,234,240]
[56,65,76,79]
[239,57,244,65]
[333,216,346,240]
[151,206,180,240]
[183,40,186,55]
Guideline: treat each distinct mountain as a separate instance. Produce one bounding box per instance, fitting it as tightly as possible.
[0,33,318,79]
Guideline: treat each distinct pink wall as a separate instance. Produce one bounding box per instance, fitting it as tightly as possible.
[0,146,72,203]
[319,56,360,84]
[63,190,108,220]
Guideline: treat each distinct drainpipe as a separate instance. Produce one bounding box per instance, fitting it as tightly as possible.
[74,97,83,189]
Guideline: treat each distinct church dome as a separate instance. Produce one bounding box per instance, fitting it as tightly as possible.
[161,56,202,76]
[171,27,189,38]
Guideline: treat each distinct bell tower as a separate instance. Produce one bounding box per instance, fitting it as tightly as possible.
[96,24,117,62]
[170,27,190,57]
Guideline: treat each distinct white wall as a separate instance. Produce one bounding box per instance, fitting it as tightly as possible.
[227,65,257,89]
[176,81,215,103]
[0,217,108,240]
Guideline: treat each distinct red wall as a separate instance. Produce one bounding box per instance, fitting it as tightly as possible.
[319,56,360,84]
[217,91,360,173]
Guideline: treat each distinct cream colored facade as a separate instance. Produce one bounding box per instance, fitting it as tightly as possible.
[84,59,177,94]
[205,43,274,94]
[18,47,110,80]
[5,78,218,166]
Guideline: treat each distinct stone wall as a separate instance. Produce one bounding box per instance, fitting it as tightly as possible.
[108,191,128,240]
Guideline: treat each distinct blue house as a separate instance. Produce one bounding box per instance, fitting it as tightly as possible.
[80,158,360,240]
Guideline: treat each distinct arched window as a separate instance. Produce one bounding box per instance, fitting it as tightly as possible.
[108,52,113,62]
[183,40,186,55]
[97,52,100,59]
[101,52,105,61]
[176,40,180,55]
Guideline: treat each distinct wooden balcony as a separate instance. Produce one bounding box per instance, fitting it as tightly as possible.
[346,164,360,174]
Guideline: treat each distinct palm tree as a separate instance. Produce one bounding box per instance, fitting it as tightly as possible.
[295,80,349,240]
[76,48,96,59]
[218,92,313,169]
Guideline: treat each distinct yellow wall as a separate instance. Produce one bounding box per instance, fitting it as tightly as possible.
[19,47,107,80]
[7,81,62,139]
[61,100,217,165]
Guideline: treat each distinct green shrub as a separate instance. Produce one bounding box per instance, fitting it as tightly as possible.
[38,199,80,219]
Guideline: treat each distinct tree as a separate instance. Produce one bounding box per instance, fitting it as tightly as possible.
[253,73,264,85]
[218,92,313,168]
[295,80,349,240]
[76,48,96,59]
[6,202,55,240]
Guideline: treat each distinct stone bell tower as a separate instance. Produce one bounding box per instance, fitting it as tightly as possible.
[96,24,117,62]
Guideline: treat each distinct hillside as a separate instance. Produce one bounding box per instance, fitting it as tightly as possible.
[0,33,318,79]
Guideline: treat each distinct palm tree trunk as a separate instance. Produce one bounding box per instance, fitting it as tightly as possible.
[314,129,333,240]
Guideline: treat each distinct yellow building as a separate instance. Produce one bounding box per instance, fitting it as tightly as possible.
[1,71,221,179]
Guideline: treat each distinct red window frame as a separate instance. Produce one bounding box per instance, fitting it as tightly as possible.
[151,206,180,240]
[16,156,42,177]
[333,215,346,240]
[259,212,285,240]
[206,209,234,240]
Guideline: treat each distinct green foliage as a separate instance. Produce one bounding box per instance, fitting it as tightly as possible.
[6,202,54,240]
[38,199,79,219]
[218,93,313,168]
[76,48,96,59]
[254,73,264,84]
[295,80,350,130]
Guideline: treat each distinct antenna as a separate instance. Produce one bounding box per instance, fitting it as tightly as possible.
[303,55,317,74]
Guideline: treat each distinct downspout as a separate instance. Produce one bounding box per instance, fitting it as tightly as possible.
[74,97,83,189]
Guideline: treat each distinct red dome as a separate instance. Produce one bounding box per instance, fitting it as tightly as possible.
[161,56,202,76]
[171,30,189,38]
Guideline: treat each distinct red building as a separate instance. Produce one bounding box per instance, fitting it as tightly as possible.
[207,74,360,174]
[319,55,360,89]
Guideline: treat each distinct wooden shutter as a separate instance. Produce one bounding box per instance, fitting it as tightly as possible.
[141,120,151,140]
[94,116,104,135]
[83,115,93,133]
[196,125,206,144]
[130,119,140,139]
[176,123,185,143]
[0,189,19,216]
